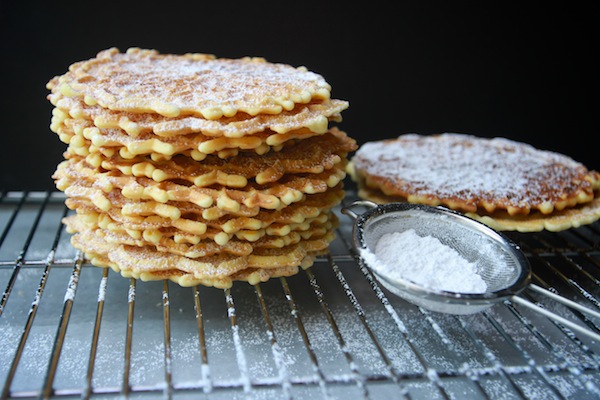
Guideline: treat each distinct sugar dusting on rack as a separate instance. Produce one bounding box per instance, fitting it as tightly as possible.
[2,192,600,398]
[360,229,487,294]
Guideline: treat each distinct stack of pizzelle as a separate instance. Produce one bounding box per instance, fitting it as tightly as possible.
[48,47,357,288]
[348,133,600,232]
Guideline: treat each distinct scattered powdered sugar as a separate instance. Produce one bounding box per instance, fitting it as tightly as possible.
[361,229,487,294]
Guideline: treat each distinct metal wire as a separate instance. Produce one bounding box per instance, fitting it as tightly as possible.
[192,285,211,393]
[41,255,83,399]
[82,267,108,398]
[1,191,599,399]
[123,278,136,397]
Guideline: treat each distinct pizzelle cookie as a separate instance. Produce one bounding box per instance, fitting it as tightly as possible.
[53,113,345,160]
[47,47,332,119]
[348,133,600,232]
[50,94,347,138]
[48,47,357,287]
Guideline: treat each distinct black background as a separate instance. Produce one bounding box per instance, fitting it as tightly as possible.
[0,1,597,191]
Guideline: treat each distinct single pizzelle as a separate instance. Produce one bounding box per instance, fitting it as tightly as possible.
[47,47,333,119]
[348,133,600,232]
[50,94,347,138]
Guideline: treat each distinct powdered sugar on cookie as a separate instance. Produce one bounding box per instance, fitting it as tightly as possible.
[48,48,332,119]
[352,133,599,215]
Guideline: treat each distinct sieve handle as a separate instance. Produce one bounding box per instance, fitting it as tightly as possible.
[340,200,378,220]
[511,295,600,342]
[528,283,600,320]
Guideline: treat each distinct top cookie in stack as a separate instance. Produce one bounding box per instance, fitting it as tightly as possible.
[47,47,357,288]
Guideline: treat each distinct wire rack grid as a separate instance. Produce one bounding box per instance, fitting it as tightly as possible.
[1,191,600,399]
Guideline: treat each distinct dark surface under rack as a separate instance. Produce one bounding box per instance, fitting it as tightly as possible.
[1,191,600,399]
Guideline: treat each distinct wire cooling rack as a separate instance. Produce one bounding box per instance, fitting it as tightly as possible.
[1,191,599,399]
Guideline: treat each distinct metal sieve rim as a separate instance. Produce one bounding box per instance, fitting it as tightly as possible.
[347,201,532,306]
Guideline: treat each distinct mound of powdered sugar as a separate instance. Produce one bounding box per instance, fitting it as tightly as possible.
[360,229,487,294]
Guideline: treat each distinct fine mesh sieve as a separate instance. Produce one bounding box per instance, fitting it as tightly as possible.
[342,200,600,341]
